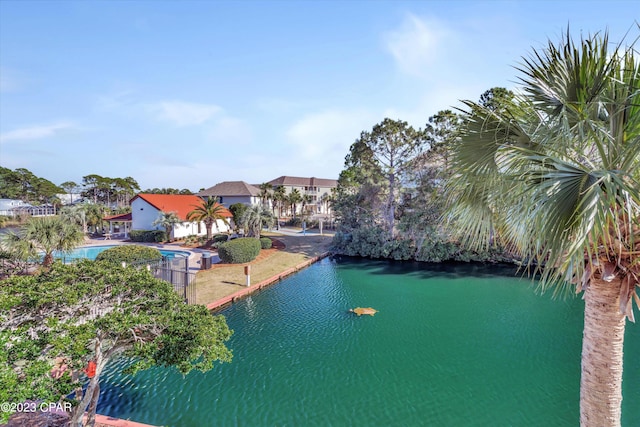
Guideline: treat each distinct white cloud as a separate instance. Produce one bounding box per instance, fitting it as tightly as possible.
[148,100,222,126]
[285,109,378,177]
[205,116,253,146]
[0,121,78,143]
[383,14,451,77]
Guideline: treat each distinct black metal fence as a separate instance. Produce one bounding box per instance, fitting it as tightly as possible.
[130,257,197,304]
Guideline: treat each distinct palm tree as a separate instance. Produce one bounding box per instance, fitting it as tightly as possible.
[288,189,302,219]
[186,197,230,240]
[152,211,182,242]
[272,185,286,219]
[239,205,275,238]
[446,30,639,427]
[258,182,273,209]
[301,194,313,216]
[61,204,89,234]
[1,216,84,267]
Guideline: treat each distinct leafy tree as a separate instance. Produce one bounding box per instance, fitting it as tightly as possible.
[0,167,62,202]
[423,109,463,177]
[478,86,515,112]
[112,177,140,207]
[186,197,230,240]
[0,166,22,199]
[228,203,248,233]
[239,204,275,237]
[446,29,640,427]
[0,260,233,426]
[349,118,428,234]
[0,216,84,267]
[333,137,386,231]
[82,174,104,204]
[142,187,193,195]
[60,181,79,204]
[152,211,182,242]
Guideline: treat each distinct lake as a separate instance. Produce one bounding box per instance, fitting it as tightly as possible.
[97,257,640,426]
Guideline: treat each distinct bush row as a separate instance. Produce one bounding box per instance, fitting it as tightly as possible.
[129,230,167,243]
[96,245,162,264]
[332,226,511,263]
[217,237,261,264]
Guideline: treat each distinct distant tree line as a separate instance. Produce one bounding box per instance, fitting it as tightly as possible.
[0,168,196,208]
[0,167,63,204]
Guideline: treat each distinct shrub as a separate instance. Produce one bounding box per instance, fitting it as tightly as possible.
[130,230,167,243]
[212,234,228,243]
[259,237,272,249]
[217,237,261,264]
[184,235,204,246]
[96,245,162,265]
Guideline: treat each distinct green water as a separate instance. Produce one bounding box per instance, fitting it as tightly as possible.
[98,257,640,426]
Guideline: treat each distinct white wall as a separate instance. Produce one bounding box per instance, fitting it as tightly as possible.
[131,198,231,239]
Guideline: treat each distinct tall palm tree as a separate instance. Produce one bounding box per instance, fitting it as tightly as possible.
[301,194,313,216]
[239,205,275,238]
[446,30,639,427]
[1,216,84,267]
[258,182,273,209]
[152,211,182,242]
[186,197,230,240]
[288,189,302,219]
[272,185,286,219]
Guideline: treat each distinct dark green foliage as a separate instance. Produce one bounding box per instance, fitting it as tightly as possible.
[332,226,415,260]
[129,229,167,242]
[333,226,509,263]
[228,203,248,230]
[0,260,232,424]
[259,237,273,249]
[217,238,261,263]
[95,245,162,264]
[212,234,229,243]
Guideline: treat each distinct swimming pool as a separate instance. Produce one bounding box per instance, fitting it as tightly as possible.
[56,245,191,261]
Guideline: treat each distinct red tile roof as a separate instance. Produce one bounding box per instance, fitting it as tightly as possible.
[103,212,132,221]
[131,194,232,220]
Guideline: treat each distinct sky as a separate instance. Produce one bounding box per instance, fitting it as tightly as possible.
[0,0,637,192]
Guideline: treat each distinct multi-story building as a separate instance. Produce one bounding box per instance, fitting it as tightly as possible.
[266,176,337,216]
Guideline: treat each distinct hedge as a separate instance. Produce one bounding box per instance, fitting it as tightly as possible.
[259,237,272,249]
[129,230,167,243]
[95,245,163,264]
[217,238,261,264]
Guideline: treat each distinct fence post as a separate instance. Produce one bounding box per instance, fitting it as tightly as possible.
[244,265,251,287]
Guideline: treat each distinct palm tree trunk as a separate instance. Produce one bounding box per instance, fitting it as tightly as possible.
[580,276,626,427]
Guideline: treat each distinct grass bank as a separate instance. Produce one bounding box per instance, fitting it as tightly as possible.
[194,232,333,306]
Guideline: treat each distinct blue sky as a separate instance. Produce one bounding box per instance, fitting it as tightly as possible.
[0,0,636,191]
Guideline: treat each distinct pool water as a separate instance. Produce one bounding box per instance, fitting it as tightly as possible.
[56,245,190,261]
[96,257,640,426]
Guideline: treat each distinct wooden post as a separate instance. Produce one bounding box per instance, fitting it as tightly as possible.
[244,265,251,287]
